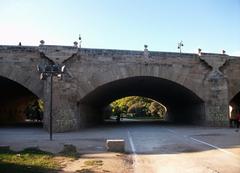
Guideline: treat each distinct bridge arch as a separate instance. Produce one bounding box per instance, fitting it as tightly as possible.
[78,76,205,127]
[229,90,240,111]
[0,75,43,125]
[0,66,43,98]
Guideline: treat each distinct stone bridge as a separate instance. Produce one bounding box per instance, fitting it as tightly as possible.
[0,45,240,132]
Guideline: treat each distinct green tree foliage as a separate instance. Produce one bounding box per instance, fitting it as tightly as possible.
[25,99,44,121]
[110,96,166,118]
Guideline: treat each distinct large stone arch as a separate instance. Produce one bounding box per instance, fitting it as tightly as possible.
[78,76,205,127]
[68,54,207,102]
[0,74,42,124]
[219,56,240,119]
[45,48,232,132]
[0,46,44,98]
[0,63,43,99]
[223,57,240,103]
[60,54,208,128]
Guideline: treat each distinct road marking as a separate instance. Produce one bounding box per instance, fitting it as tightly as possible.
[190,137,240,159]
[166,129,188,139]
[128,131,136,154]
[166,128,240,159]
[127,131,138,173]
[166,129,176,134]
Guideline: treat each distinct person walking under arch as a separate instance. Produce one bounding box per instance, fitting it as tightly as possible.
[116,114,120,123]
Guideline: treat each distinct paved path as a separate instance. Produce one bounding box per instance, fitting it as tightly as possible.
[126,124,240,173]
[0,122,240,172]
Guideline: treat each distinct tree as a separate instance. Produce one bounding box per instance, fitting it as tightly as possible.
[109,96,166,119]
[149,101,166,118]
[127,102,148,117]
[25,99,44,121]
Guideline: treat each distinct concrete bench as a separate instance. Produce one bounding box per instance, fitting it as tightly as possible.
[106,139,125,152]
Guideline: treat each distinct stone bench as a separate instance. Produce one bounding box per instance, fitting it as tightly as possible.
[106,139,125,152]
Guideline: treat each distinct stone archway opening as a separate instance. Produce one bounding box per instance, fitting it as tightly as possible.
[0,76,43,127]
[229,92,240,127]
[103,96,167,123]
[78,76,205,127]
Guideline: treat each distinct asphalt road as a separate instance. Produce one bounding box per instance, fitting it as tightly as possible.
[0,121,240,173]
[126,123,240,173]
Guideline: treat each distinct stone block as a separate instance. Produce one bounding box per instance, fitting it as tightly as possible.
[106,139,125,152]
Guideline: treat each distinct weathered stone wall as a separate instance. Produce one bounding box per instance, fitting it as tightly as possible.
[0,46,44,98]
[199,54,230,126]
[0,45,239,132]
[222,56,240,101]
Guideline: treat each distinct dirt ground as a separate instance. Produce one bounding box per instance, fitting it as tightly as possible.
[58,152,133,173]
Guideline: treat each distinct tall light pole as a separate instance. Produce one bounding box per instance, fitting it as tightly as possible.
[37,64,65,140]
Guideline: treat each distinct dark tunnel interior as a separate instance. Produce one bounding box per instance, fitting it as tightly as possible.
[230,91,240,108]
[0,76,42,126]
[229,91,240,122]
[79,76,205,126]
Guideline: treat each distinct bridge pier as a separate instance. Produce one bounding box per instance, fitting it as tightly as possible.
[43,78,79,132]
[78,104,103,128]
[204,92,229,127]
[204,71,229,126]
[196,53,230,127]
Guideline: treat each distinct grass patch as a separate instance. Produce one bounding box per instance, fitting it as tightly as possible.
[79,158,103,173]
[0,147,60,173]
[84,160,103,166]
[76,168,95,173]
[58,144,80,159]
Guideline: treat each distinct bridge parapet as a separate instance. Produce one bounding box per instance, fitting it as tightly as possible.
[0,45,38,53]
[1,45,235,62]
[79,48,198,59]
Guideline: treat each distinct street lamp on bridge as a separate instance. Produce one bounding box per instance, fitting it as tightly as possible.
[177,41,184,53]
[37,63,65,140]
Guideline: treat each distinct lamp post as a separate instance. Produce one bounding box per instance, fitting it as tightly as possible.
[177,41,184,53]
[37,64,65,140]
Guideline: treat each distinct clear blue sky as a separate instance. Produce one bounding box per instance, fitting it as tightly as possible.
[0,0,239,55]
